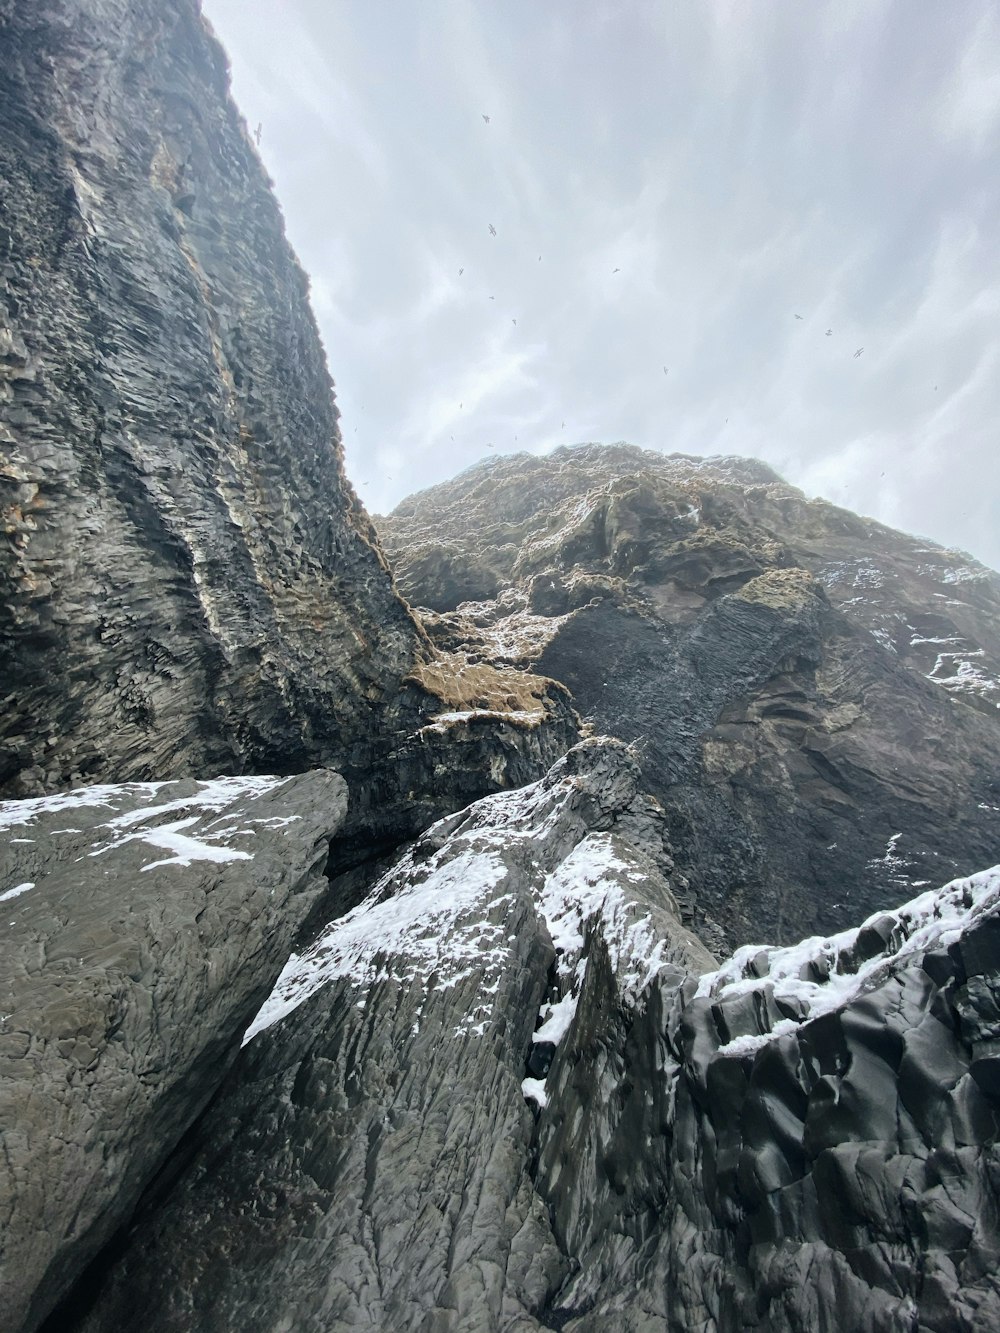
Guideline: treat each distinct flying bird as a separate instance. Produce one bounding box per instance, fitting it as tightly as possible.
[825,329,833,336]
[512,318,517,326]
[459,267,464,276]
[482,114,490,124]
[794,313,803,320]
[254,122,262,145]
[488,224,497,237]
[613,267,621,274]
[663,366,668,376]
[489,295,494,300]
[538,255,542,261]
[853,348,864,358]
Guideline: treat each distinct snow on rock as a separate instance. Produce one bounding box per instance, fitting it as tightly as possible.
[0,882,34,903]
[244,846,512,1044]
[532,834,680,1051]
[695,863,1000,1057]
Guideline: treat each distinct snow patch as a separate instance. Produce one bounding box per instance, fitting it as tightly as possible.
[696,864,1000,1057]
[244,847,511,1044]
[0,882,34,903]
[521,1077,549,1109]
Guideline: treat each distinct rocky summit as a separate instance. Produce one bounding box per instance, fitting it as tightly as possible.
[1,3,999,1333]
[379,445,1000,951]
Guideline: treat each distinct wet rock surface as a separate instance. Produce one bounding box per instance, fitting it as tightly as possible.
[0,768,347,1332]
[379,445,1000,949]
[535,864,1000,1332]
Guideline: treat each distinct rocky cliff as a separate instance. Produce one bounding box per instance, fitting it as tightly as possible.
[378,445,1000,951]
[3,3,1000,1332]
[0,769,347,1331]
[39,742,1000,1333]
[0,0,573,815]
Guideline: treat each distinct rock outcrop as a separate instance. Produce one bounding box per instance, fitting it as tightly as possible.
[0,768,347,1332]
[4,4,1000,1331]
[0,0,578,811]
[378,445,1000,949]
[47,741,1000,1333]
[56,740,711,1331]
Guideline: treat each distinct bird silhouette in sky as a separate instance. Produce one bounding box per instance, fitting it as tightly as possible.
[826,329,833,336]
[561,421,565,428]
[512,318,517,326]
[794,313,803,320]
[489,295,494,300]
[488,224,497,237]
[854,348,864,358]
[663,366,668,375]
[613,267,621,274]
[482,114,490,124]
[254,122,262,145]
[459,267,464,275]
[538,255,542,261]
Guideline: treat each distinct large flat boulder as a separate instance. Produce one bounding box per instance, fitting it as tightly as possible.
[0,767,346,1332]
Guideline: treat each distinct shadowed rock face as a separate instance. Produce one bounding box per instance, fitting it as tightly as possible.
[0,0,422,795]
[378,444,1000,949]
[49,742,1000,1333]
[0,0,579,848]
[0,769,347,1333]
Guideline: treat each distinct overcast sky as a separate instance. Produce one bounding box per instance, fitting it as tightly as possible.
[201,0,1000,571]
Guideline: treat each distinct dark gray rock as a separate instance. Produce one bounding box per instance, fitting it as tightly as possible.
[68,739,713,1332]
[0,767,347,1332]
[0,0,578,816]
[55,744,1000,1333]
[0,0,414,793]
[531,864,1000,1332]
[378,444,1000,949]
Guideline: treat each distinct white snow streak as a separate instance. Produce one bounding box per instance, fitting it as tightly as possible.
[244,847,510,1044]
[0,882,34,903]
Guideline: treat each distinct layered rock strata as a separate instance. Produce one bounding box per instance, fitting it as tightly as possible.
[378,445,1000,949]
[0,0,580,810]
[0,768,346,1332]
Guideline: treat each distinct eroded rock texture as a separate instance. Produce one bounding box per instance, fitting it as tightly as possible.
[0,768,346,1332]
[58,742,1000,1333]
[378,445,1000,948]
[68,740,712,1331]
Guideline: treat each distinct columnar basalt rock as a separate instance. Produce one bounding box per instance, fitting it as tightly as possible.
[46,744,1000,1333]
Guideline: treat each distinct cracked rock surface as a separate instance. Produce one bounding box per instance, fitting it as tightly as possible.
[69,740,712,1332]
[0,767,346,1332]
[378,444,1000,949]
[55,742,1000,1333]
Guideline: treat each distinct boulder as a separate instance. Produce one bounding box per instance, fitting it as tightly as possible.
[0,767,346,1332]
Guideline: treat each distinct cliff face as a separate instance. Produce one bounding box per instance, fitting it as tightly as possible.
[0,769,347,1333]
[378,445,1000,950]
[55,743,1000,1333]
[0,0,419,795]
[3,4,1000,1333]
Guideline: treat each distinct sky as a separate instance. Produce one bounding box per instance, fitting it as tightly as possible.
[201,0,1000,571]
